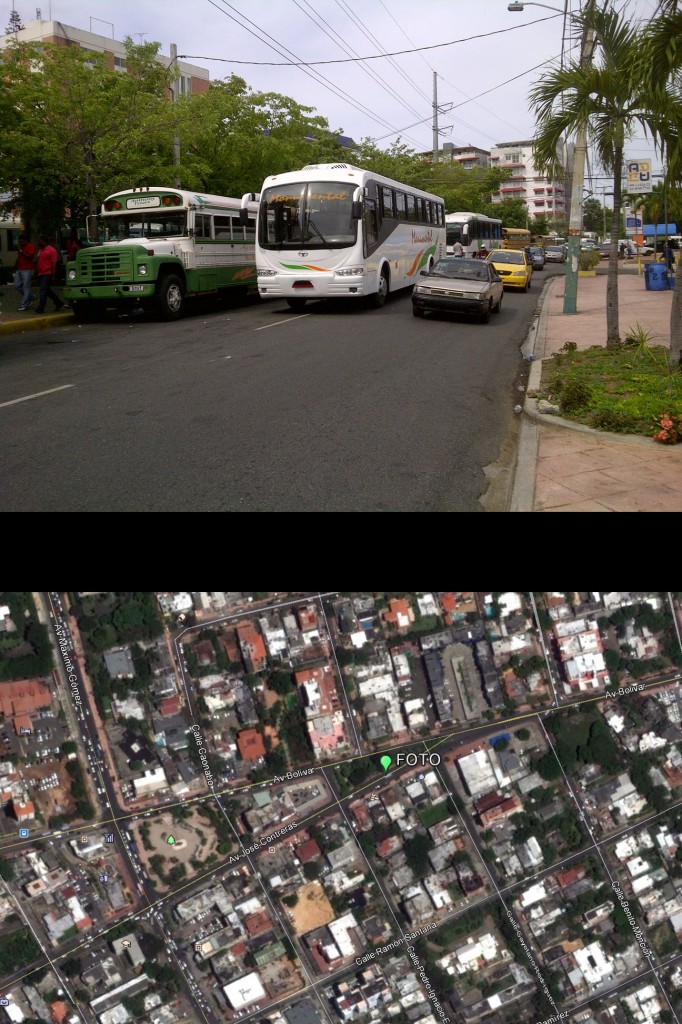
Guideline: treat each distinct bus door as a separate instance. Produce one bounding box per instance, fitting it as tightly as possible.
[363,199,378,257]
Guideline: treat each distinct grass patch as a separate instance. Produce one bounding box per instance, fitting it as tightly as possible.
[418,801,453,828]
[540,338,682,438]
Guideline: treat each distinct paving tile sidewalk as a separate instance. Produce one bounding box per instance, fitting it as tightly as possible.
[510,268,682,512]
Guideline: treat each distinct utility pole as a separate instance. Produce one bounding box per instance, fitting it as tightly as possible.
[170,43,181,189]
[563,0,597,314]
[432,72,439,165]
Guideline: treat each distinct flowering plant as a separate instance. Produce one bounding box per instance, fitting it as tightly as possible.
[652,413,682,444]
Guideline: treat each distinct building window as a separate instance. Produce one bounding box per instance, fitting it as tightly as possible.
[114,56,126,71]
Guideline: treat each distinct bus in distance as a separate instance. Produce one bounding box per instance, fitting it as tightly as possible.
[243,163,445,310]
[445,212,502,255]
[64,187,258,320]
[501,226,532,250]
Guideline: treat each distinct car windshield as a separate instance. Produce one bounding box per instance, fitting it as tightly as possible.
[429,259,488,280]
[489,250,524,264]
[547,247,563,253]
[530,247,544,254]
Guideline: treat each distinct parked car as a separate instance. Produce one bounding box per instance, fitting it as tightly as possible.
[598,243,615,258]
[580,239,598,250]
[486,248,533,290]
[544,245,567,263]
[528,245,546,270]
[411,257,504,322]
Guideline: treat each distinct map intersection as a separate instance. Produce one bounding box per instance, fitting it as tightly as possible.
[0,592,682,1024]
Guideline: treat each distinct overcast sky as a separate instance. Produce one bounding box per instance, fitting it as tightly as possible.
[10,0,667,190]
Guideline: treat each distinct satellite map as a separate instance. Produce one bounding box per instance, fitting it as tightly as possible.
[1,592,682,1024]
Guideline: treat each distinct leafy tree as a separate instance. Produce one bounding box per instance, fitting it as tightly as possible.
[531,5,682,348]
[1,40,180,235]
[582,197,604,234]
[0,860,14,880]
[5,10,24,33]
[268,670,295,695]
[530,213,550,237]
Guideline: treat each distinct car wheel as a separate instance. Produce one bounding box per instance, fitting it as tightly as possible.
[412,306,424,318]
[494,293,502,314]
[156,274,185,320]
[525,278,530,292]
[481,300,492,324]
[286,298,307,311]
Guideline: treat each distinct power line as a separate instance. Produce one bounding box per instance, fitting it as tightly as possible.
[180,12,563,65]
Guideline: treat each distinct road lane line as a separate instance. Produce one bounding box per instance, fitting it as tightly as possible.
[254,313,311,330]
[0,384,74,408]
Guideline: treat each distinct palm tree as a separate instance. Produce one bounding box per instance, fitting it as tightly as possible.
[530,5,682,349]
[638,0,682,368]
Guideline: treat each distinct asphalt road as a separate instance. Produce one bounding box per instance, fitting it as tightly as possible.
[1,277,559,511]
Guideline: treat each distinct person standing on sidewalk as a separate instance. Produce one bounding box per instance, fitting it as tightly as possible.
[34,236,69,314]
[663,239,675,274]
[14,234,36,310]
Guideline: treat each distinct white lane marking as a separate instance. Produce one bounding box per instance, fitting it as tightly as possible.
[254,313,311,331]
[0,384,75,409]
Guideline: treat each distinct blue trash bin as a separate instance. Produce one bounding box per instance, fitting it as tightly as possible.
[647,262,669,291]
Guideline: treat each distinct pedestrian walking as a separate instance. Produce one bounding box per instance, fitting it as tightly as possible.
[662,239,675,274]
[34,236,69,314]
[14,233,36,310]
[452,240,464,257]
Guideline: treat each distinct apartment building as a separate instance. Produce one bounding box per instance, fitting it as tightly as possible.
[0,19,209,96]
[490,139,574,221]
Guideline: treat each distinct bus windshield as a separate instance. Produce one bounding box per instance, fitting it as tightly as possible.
[101,212,187,241]
[259,181,357,249]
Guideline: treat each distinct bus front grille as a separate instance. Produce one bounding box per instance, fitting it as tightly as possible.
[81,251,134,284]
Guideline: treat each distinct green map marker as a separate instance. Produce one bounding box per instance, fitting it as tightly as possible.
[167,835,175,845]
[380,755,392,772]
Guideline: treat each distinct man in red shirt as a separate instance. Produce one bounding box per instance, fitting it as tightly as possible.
[34,236,69,315]
[14,233,36,310]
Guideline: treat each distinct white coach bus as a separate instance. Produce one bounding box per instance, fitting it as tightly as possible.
[242,163,445,310]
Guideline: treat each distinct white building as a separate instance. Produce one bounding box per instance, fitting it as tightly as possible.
[490,139,572,222]
[222,973,266,1011]
[133,766,168,797]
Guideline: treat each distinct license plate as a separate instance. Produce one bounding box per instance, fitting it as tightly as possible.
[128,285,144,292]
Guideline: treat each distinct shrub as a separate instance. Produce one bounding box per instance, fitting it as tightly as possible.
[591,408,640,433]
[556,377,593,414]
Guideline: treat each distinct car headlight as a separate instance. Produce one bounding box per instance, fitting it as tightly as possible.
[513,270,526,276]
[138,264,148,276]
[67,269,76,281]
[258,269,277,277]
[334,267,364,277]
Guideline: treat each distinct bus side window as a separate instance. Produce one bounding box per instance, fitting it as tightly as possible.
[195,214,212,239]
[243,217,256,242]
[214,215,232,240]
[381,187,394,219]
[406,196,417,222]
[395,192,407,221]
[363,199,378,256]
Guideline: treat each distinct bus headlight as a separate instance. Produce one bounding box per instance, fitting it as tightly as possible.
[67,269,77,281]
[258,269,277,277]
[138,264,148,275]
[334,267,364,277]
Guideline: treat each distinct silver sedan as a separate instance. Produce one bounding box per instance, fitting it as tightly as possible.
[412,258,504,323]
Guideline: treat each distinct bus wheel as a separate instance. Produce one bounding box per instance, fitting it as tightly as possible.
[286,298,307,311]
[157,274,185,320]
[369,268,389,308]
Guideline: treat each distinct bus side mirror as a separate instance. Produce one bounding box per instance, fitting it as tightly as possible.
[239,209,249,227]
[351,201,362,220]
[86,214,98,242]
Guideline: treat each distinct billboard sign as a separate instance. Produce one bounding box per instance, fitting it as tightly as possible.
[626,159,652,194]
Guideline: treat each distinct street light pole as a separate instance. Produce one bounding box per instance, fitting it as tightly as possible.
[563,0,597,313]
[507,1,596,312]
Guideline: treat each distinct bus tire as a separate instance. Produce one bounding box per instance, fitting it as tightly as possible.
[286,298,307,311]
[157,274,185,320]
[368,267,389,308]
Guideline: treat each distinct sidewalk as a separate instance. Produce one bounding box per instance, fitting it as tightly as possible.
[0,278,72,333]
[511,267,682,512]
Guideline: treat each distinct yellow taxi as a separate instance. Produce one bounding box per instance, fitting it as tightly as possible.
[485,249,533,291]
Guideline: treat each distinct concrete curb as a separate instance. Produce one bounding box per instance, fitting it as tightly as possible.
[0,309,72,336]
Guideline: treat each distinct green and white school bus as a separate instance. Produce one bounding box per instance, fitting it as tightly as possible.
[64,187,258,320]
